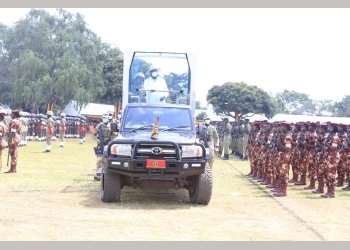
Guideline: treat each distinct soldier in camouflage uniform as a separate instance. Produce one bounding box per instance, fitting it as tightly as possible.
[59,113,67,147]
[43,111,55,153]
[18,112,28,146]
[335,124,348,187]
[78,116,86,144]
[236,120,244,158]
[4,110,12,148]
[312,122,329,194]
[230,122,238,156]
[92,113,113,181]
[341,124,350,191]
[303,122,318,190]
[0,110,8,171]
[5,109,22,173]
[321,123,341,198]
[216,120,225,157]
[241,119,250,160]
[273,122,293,197]
[222,117,232,160]
[197,115,219,168]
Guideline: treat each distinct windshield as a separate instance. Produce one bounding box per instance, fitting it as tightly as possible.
[128,52,190,105]
[122,106,194,131]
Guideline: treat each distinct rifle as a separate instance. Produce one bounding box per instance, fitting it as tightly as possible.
[7,128,15,167]
[93,125,104,155]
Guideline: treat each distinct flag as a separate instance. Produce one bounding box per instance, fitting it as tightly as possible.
[150,116,159,140]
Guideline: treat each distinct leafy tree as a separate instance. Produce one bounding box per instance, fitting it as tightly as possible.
[332,95,350,117]
[98,44,123,106]
[206,81,278,120]
[274,90,312,115]
[196,111,206,121]
[0,8,116,113]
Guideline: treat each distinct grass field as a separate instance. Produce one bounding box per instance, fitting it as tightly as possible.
[0,134,350,241]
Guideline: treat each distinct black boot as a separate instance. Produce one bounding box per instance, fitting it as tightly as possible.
[94,173,101,181]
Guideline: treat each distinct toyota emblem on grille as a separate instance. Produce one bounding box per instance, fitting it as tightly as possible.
[151,147,163,155]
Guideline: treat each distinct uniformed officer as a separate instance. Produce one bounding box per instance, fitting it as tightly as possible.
[0,110,8,171]
[92,113,113,181]
[43,111,55,153]
[5,109,22,173]
[199,116,219,168]
[59,112,67,147]
[222,117,232,160]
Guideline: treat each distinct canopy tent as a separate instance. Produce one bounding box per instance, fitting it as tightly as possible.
[62,101,81,117]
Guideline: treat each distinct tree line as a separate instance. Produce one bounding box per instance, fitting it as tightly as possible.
[1,9,349,120]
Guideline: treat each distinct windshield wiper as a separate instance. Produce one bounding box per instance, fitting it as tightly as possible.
[162,126,190,132]
[130,125,153,132]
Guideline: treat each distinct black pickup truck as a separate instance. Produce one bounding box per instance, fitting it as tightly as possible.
[100,103,213,205]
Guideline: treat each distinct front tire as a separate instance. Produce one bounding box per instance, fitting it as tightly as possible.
[188,163,213,205]
[101,169,121,203]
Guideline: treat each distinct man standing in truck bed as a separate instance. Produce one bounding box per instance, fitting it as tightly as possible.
[143,65,169,104]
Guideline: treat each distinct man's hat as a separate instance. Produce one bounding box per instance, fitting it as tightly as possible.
[147,65,161,74]
[134,72,145,79]
[204,115,210,120]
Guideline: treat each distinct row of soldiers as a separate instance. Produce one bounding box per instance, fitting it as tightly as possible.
[246,120,350,198]
[0,110,90,147]
[215,119,251,160]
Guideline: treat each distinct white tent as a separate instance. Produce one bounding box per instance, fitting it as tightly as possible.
[63,101,115,119]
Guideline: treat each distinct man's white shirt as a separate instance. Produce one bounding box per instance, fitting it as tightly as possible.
[143,76,169,104]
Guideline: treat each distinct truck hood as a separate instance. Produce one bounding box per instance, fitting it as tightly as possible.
[118,131,196,143]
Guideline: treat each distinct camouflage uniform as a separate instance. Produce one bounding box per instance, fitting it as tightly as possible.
[0,110,8,171]
[222,118,232,160]
[242,121,250,159]
[198,116,219,168]
[321,123,341,198]
[59,113,67,147]
[5,109,22,173]
[78,117,86,144]
[92,114,113,181]
[273,122,293,197]
[44,111,55,153]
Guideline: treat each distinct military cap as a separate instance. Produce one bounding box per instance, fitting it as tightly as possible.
[308,122,318,127]
[320,122,328,128]
[203,115,210,120]
[329,122,339,127]
[280,121,292,127]
[134,72,145,79]
[12,109,20,114]
[337,123,348,129]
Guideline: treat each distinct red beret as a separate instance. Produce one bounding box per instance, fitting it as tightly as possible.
[281,121,292,127]
[0,110,6,115]
[320,122,328,128]
[11,109,20,114]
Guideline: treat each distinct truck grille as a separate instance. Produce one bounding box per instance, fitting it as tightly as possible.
[136,143,177,159]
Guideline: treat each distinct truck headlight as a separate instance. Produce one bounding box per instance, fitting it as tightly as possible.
[181,145,203,158]
[110,144,132,156]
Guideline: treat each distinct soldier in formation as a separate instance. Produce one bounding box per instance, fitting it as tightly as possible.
[247,120,350,198]
[4,109,22,173]
[0,110,8,171]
